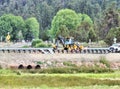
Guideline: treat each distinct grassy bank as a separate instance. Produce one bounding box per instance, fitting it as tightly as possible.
[0,75,120,87]
[0,69,120,88]
[1,85,120,89]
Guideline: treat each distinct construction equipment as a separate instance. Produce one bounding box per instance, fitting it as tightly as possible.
[53,36,84,52]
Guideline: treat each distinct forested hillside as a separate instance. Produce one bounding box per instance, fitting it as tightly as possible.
[0,0,120,45]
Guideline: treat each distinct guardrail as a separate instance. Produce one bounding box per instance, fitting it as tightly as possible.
[0,48,54,54]
[0,47,112,54]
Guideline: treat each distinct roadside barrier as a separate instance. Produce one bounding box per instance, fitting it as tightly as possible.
[0,48,111,54]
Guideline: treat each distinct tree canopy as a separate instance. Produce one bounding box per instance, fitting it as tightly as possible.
[0,0,120,44]
[0,14,39,41]
[50,9,79,38]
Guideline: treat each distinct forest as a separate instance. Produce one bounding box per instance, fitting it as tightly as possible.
[0,0,120,45]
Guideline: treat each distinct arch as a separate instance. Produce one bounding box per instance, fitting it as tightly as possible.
[18,64,24,69]
[27,65,32,69]
[35,65,41,69]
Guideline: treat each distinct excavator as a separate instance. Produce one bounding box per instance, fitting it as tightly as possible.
[53,36,84,52]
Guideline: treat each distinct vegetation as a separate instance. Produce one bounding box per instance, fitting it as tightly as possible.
[0,0,120,45]
[23,67,113,74]
[0,69,120,88]
[0,14,39,42]
[31,39,52,48]
[1,86,120,89]
[24,17,40,41]
[99,56,110,67]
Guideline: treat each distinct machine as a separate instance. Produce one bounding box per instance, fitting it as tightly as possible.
[53,36,83,52]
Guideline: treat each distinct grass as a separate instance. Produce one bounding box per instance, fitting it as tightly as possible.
[0,69,120,88]
[1,85,120,89]
[0,75,120,87]
[0,69,120,89]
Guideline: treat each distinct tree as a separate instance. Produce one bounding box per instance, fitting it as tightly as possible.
[0,14,25,41]
[0,20,12,41]
[105,27,120,45]
[50,9,79,38]
[76,13,94,42]
[100,2,120,39]
[87,29,97,42]
[25,17,39,41]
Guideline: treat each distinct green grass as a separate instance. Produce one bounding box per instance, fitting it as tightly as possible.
[0,69,120,88]
[1,85,120,89]
[0,75,120,87]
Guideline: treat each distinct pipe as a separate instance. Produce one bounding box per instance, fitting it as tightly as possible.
[18,64,24,69]
[26,65,32,69]
[35,65,41,69]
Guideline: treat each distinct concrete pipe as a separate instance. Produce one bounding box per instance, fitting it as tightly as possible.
[7,50,10,53]
[28,50,32,53]
[26,65,32,69]
[35,65,41,69]
[18,64,24,69]
[23,50,26,53]
[18,50,21,53]
[2,50,5,53]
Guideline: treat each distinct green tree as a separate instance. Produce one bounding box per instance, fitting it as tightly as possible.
[0,14,25,41]
[50,9,79,38]
[87,29,97,42]
[105,27,120,45]
[25,17,39,41]
[0,20,12,41]
[76,13,94,42]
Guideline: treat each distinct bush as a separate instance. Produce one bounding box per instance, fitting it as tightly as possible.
[47,43,52,47]
[99,57,110,67]
[32,39,43,47]
[35,43,48,48]
[22,45,30,48]
[0,65,2,69]
[19,66,114,74]
[63,61,77,67]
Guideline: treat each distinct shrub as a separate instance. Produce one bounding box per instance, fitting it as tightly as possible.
[35,43,48,48]
[22,45,29,48]
[63,61,77,67]
[0,65,2,69]
[26,66,114,74]
[99,56,110,67]
[32,39,43,47]
[47,43,52,47]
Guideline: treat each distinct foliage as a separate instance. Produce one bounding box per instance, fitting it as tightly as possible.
[0,74,120,87]
[50,9,94,42]
[35,43,48,48]
[0,14,25,41]
[99,2,120,39]
[99,56,110,67]
[22,45,30,48]
[105,27,120,45]
[31,39,43,47]
[32,39,52,48]
[63,61,77,67]
[0,0,120,42]
[0,65,2,69]
[87,29,97,42]
[50,9,79,38]
[26,66,114,74]
[0,14,40,42]
[24,17,39,41]
[71,13,94,42]
[0,69,119,88]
